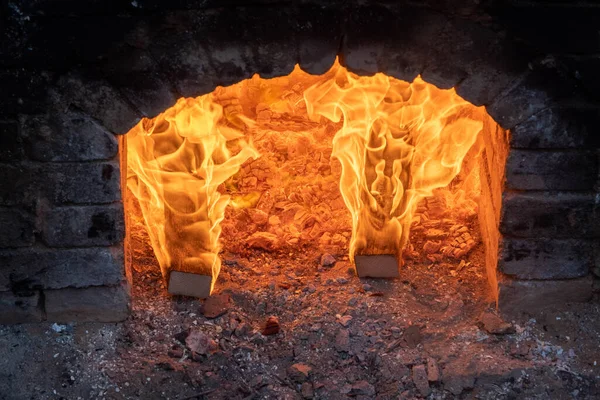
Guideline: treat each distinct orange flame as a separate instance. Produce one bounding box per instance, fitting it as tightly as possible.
[127,95,258,292]
[126,59,484,294]
[304,65,483,263]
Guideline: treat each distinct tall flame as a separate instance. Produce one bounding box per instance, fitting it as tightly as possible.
[304,66,483,263]
[127,95,258,292]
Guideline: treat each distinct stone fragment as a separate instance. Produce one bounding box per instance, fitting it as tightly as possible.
[412,365,431,397]
[355,254,400,278]
[301,382,314,399]
[423,241,442,254]
[427,357,441,382]
[478,311,515,335]
[246,232,279,251]
[262,315,280,335]
[201,293,231,319]
[167,347,183,359]
[348,381,375,396]
[250,333,267,345]
[337,315,353,327]
[287,363,312,383]
[510,342,531,358]
[404,325,422,348]
[249,209,268,225]
[425,229,448,240]
[173,330,189,344]
[335,329,350,352]
[320,253,336,267]
[443,373,475,396]
[185,329,217,355]
[234,322,250,338]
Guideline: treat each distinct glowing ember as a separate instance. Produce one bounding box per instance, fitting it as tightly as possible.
[126,60,485,295]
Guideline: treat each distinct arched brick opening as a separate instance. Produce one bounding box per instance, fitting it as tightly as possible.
[1,2,598,323]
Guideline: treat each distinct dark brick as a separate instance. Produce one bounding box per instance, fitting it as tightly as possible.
[148,5,341,96]
[505,150,598,191]
[0,291,43,324]
[455,39,530,106]
[22,111,119,162]
[150,7,303,95]
[296,6,341,75]
[41,204,124,247]
[117,74,177,119]
[101,46,157,76]
[0,70,51,115]
[499,238,593,280]
[340,5,532,106]
[44,282,130,322]
[498,276,594,320]
[561,55,600,102]
[1,12,140,71]
[489,6,600,54]
[488,62,581,130]
[44,161,121,204]
[147,15,219,98]
[0,122,22,161]
[56,74,140,134]
[198,7,298,81]
[0,208,35,248]
[511,108,600,149]
[500,191,600,238]
[0,163,39,206]
[420,17,508,90]
[341,5,443,81]
[0,246,124,291]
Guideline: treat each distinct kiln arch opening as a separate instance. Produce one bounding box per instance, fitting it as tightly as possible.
[121,59,509,304]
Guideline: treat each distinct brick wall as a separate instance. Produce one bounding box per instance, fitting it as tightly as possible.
[0,0,598,322]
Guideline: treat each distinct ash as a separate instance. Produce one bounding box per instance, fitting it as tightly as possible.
[1,220,599,399]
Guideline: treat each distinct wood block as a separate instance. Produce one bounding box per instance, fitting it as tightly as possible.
[354,254,400,278]
[168,271,213,298]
